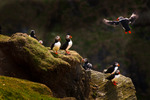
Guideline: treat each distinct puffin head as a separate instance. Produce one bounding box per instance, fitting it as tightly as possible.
[114,62,120,67]
[66,33,72,40]
[82,58,88,63]
[30,30,35,37]
[55,36,61,41]
[117,16,124,21]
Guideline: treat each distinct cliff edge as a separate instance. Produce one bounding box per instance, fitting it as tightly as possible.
[0,33,136,100]
[89,70,137,100]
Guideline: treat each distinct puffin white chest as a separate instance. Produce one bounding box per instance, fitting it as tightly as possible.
[53,42,61,51]
[112,74,120,82]
[66,40,72,50]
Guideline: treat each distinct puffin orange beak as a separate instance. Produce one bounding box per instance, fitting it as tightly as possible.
[118,72,120,74]
[118,64,120,67]
[82,59,84,62]
[117,18,119,21]
[70,36,72,38]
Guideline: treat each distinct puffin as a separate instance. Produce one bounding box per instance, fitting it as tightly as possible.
[106,70,120,86]
[60,33,73,54]
[51,36,61,54]
[29,30,43,44]
[104,62,120,74]
[29,30,38,40]
[103,13,138,34]
[82,58,92,70]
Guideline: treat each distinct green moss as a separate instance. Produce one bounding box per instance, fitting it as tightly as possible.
[0,76,58,100]
[0,35,10,42]
[1,33,81,72]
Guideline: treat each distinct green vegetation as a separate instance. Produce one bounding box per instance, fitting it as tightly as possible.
[0,76,58,100]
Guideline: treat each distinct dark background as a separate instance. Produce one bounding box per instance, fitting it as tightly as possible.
[0,0,150,99]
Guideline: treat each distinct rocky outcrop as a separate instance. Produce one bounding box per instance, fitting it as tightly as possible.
[0,33,90,100]
[89,70,137,100]
[0,33,137,100]
[0,76,56,100]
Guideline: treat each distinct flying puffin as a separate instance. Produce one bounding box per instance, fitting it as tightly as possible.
[106,70,120,86]
[29,30,38,40]
[51,36,61,54]
[103,13,138,34]
[60,33,73,54]
[104,62,120,74]
[82,58,92,70]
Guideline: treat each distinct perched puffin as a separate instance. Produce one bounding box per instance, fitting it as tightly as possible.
[82,58,92,70]
[103,13,138,34]
[104,62,120,74]
[106,70,120,86]
[29,30,43,44]
[61,33,73,54]
[29,30,38,40]
[51,36,61,54]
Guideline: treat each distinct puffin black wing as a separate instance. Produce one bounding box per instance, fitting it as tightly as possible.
[104,65,114,73]
[106,74,115,80]
[128,13,138,24]
[60,42,68,50]
[51,43,54,50]
[103,19,120,26]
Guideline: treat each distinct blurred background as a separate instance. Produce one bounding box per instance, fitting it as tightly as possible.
[0,0,150,99]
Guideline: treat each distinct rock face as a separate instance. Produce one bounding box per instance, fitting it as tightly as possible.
[0,76,56,100]
[0,33,137,100]
[89,70,137,100]
[0,33,90,100]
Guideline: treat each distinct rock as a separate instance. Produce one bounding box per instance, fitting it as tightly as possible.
[0,33,137,100]
[0,33,90,100]
[89,70,137,100]
[0,75,56,100]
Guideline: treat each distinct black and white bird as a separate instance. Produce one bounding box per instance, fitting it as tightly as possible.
[104,62,120,74]
[106,70,120,86]
[103,13,138,34]
[82,58,92,70]
[29,30,38,40]
[61,33,73,54]
[29,30,43,44]
[51,36,61,54]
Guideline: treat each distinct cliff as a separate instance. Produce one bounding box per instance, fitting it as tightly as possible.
[0,33,136,100]
[0,33,89,100]
[89,70,137,100]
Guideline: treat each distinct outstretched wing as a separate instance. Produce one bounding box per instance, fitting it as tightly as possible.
[128,13,138,24]
[103,19,120,26]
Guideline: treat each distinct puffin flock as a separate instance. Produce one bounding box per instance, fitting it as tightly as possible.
[0,13,138,86]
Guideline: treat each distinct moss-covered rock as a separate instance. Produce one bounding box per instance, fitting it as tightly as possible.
[89,70,137,100]
[0,75,57,100]
[0,33,90,100]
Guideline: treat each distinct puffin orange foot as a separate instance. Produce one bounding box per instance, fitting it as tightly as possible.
[112,81,117,86]
[128,31,131,34]
[66,51,70,54]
